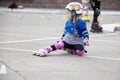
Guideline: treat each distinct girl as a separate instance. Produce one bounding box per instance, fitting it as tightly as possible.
[33,2,89,57]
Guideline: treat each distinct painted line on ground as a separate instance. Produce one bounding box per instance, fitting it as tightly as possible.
[0,32,48,38]
[0,47,33,52]
[0,11,20,17]
[90,32,119,37]
[0,37,60,44]
[0,32,119,44]
[0,47,120,61]
[90,39,120,43]
[85,56,120,61]
[0,37,120,44]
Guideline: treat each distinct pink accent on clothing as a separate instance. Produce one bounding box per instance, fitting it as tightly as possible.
[38,49,46,54]
[83,37,89,46]
[43,46,52,53]
[54,41,64,49]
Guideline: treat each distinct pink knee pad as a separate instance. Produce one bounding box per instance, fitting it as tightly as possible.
[54,41,64,50]
[76,50,84,56]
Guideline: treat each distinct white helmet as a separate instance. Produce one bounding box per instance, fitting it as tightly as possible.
[65,2,83,14]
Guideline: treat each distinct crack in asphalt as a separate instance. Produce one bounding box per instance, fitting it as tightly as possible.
[0,60,29,80]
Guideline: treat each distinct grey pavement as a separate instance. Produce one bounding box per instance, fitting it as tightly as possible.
[0,8,120,80]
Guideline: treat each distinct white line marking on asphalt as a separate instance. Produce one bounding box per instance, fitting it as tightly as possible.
[0,11,19,17]
[0,47,33,52]
[90,39,120,43]
[0,37,119,44]
[85,56,120,61]
[0,47,120,61]
[0,32,47,37]
[0,37,60,44]
[90,32,119,37]
[0,32,119,44]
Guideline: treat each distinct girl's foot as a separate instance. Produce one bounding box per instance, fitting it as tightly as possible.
[33,50,47,57]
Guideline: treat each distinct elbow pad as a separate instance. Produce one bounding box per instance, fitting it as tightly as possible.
[82,31,89,39]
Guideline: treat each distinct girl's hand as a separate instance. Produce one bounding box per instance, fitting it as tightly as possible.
[83,37,89,46]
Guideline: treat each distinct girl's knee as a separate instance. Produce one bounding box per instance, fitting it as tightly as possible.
[54,41,64,49]
[76,50,84,56]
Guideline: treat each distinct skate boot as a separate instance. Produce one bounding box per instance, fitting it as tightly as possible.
[33,49,47,57]
[90,22,103,33]
[33,46,52,57]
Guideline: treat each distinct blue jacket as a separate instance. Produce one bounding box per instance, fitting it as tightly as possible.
[64,19,88,38]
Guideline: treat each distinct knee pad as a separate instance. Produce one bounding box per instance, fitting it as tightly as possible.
[76,50,84,56]
[54,41,64,50]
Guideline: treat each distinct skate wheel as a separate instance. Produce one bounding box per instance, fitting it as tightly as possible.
[33,53,40,56]
[85,50,87,53]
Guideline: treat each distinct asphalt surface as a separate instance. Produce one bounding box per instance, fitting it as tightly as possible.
[0,8,120,80]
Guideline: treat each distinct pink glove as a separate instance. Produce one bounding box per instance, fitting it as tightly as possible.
[83,37,89,46]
